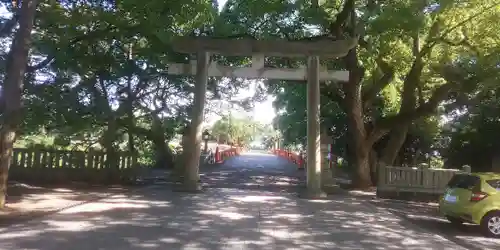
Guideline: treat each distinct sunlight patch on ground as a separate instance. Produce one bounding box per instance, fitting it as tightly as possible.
[305,199,332,203]
[159,237,182,243]
[58,198,169,214]
[406,213,446,221]
[273,181,291,186]
[50,188,75,193]
[131,242,160,248]
[44,219,98,232]
[260,228,311,239]
[0,230,41,240]
[196,210,253,220]
[455,236,500,250]
[234,236,275,247]
[228,195,289,202]
[268,213,310,219]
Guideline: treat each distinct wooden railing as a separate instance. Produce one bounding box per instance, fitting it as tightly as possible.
[272,149,304,168]
[11,148,136,169]
[214,146,243,164]
[9,148,138,184]
[377,165,471,194]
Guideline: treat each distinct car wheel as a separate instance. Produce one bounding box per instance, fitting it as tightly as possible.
[446,216,464,225]
[481,211,500,238]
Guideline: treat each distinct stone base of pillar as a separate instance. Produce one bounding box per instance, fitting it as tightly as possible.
[172,181,203,193]
[321,166,336,188]
[298,188,327,200]
[169,170,185,183]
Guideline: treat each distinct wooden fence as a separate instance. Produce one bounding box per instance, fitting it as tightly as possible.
[9,148,138,184]
[377,165,471,195]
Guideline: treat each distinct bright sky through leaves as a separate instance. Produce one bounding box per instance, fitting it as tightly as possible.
[205,0,277,125]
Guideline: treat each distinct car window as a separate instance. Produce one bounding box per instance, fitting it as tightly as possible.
[486,179,500,190]
[447,174,480,189]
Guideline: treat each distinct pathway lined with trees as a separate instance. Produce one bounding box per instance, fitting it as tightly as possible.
[0,3,498,246]
[0,152,476,250]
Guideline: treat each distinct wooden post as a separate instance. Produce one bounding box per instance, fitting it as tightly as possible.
[303,56,326,198]
[183,51,210,191]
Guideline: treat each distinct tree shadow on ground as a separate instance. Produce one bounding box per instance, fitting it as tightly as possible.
[364,196,500,250]
[2,153,496,249]
[7,181,132,204]
[1,182,133,226]
[0,185,475,250]
[6,182,132,204]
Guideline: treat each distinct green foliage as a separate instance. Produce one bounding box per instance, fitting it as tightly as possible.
[210,115,272,146]
[1,0,499,177]
[2,0,242,168]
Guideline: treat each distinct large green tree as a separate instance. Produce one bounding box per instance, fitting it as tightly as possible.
[440,49,500,172]
[1,0,499,208]
[0,0,39,208]
[265,0,500,188]
[0,0,231,205]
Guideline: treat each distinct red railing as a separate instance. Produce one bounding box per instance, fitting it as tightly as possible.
[272,145,338,170]
[214,146,243,164]
[272,149,305,169]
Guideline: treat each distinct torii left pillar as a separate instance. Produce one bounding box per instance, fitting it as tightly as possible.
[182,52,210,192]
[302,56,327,199]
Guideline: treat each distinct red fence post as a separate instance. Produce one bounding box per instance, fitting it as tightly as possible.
[298,151,304,169]
[215,146,220,163]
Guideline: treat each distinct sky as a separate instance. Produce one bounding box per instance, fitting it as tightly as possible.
[217,0,228,11]
[205,80,276,126]
[234,81,276,125]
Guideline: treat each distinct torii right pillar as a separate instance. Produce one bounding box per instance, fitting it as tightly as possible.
[302,55,327,199]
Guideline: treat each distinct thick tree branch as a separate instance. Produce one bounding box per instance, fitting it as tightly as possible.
[417,83,425,106]
[328,0,354,37]
[361,58,394,110]
[421,2,499,56]
[27,25,120,72]
[367,82,456,145]
[438,35,479,55]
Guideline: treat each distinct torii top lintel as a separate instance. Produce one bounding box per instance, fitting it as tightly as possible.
[171,36,358,58]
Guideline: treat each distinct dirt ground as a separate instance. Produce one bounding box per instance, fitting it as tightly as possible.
[0,181,130,226]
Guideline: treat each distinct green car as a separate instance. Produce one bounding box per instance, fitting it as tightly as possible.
[439,172,500,237]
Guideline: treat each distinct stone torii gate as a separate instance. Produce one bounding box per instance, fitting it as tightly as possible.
[167,36,356,198]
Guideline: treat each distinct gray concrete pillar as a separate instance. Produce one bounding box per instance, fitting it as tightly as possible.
[303,56,326,199]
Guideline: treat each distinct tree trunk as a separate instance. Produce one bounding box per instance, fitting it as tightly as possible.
[153,139,167,168]
[152,138,174,169]
[150,116,174,169]
[343,48,373,189]
[127,128,135,153]
[352,146,372,189]
[126,76,135,153]
[379,40,423,166]
[0,0,38,208]
[125,42,135,153]
[369,148,378,185]
[102,120,119,169]
[379,126,409,166]
[173,133,190,180]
